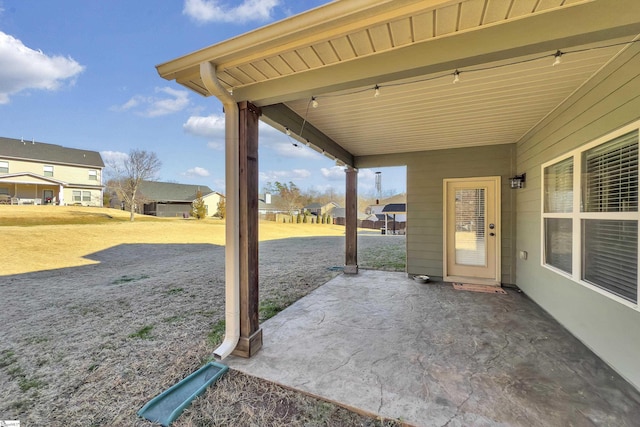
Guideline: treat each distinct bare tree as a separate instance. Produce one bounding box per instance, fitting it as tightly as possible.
[107,149,161,221]
[274,181,302,216]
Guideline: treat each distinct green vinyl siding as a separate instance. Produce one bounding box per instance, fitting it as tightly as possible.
[358,143,517,285]
[516,42,640,390]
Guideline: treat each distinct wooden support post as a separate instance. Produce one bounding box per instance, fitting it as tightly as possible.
[232,101,263,357]
[345,167,358,274]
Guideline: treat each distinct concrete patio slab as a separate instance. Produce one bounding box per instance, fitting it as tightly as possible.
[228,270,640,426]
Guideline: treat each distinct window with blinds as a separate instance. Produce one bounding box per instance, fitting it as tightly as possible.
[545,218,572,274]
[582,130,638,213]
[544,157,573,213]
[583,220,637,302]
[542,124,640,306]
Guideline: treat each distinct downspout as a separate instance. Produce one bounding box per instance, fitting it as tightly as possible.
[200,61,240,360]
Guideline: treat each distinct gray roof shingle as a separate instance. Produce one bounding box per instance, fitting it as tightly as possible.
[138,181,214,202]
[0,136,104,168]
[382,203,406,213]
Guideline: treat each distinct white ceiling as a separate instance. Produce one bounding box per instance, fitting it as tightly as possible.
[284,39,631,156]
[157,0,640,165]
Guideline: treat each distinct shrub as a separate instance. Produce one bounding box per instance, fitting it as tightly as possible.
[191,190,206,219]
[216,198,226,219]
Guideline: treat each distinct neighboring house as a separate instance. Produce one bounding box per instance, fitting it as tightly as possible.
[158,0,640,390]
[365,193,406,216]
[332,207,370,226]
[381,203,406,234]
[136,180,222,217]
[258,193,298,215]
[0,136,104,206]
[303,201,340,216]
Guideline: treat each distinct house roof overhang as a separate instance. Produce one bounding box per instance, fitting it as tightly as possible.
[0,173,68,186]
[157,0,640,166]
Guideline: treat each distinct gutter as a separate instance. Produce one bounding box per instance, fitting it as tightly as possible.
[199,61,240,360]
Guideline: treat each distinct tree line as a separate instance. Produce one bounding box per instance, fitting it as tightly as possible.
[104,150,397,222]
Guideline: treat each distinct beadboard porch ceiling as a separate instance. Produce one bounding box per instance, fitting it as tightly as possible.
[157,0,640,164]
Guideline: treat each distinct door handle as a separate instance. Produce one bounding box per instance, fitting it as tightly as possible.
[489,232,495,236]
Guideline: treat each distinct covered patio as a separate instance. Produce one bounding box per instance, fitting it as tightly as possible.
[157,0,640,404]
[229,270,640,426]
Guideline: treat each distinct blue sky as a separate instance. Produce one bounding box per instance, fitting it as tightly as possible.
[0,0,406,197]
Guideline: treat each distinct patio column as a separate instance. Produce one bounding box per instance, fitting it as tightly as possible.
[344,167,358,274]
[232,100,263,358]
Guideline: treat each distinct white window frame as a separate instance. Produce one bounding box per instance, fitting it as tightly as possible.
[72,190,82,202]
[82,191,91,202]
[44,165,54,177]
[541,120,640,310]
[0,161,8,173]
[88,170,97,181]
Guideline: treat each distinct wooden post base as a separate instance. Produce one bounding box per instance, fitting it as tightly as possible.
[344,265,359,274]
[232,328,263,358]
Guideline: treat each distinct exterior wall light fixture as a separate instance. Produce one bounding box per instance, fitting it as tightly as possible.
[510,173,526,189]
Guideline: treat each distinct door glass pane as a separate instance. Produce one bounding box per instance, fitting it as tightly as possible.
[455,188,485,266]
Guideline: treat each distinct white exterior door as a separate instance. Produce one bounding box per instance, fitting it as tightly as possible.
[444,177,501,286]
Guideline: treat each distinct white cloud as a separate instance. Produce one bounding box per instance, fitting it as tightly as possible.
[0,31,85,104]
[259,124,322,160]
[100,150,129,176]
[183,0,280,24]
[184,166,211,177]
[183,114,225,138]
[183,114,225,150]
[112,86,189,117]
[320,166,347,181]
[357,168,377,182]
[259,168,311,183]
[100,150,128,164]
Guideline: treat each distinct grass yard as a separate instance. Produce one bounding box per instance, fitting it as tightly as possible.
[0,206,405,426]
[0,206,350,276]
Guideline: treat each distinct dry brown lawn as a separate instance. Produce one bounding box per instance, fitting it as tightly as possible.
[0,206,350,276]
[0,206,405,426]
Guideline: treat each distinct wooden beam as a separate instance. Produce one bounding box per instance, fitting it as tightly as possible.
[344,167,358,274]
[261,103,354,167]
[233,100,262,358]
